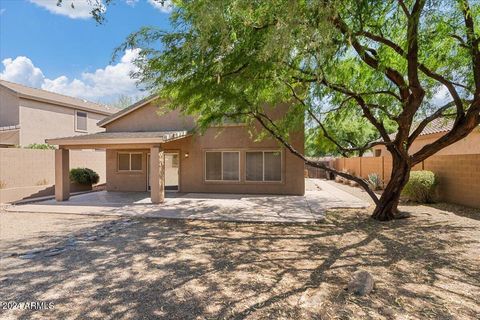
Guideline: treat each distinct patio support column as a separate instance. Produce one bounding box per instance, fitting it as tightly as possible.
[55,148,70,201]
[150,146,165,204]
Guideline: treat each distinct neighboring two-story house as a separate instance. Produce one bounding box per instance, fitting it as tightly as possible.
[0,80,118,147]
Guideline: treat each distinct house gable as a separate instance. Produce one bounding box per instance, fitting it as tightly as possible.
[103,99,196,133]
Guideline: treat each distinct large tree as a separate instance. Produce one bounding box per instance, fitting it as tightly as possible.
[66,0,480,221]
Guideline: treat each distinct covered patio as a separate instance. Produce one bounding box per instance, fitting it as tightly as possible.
[46,130,189,204]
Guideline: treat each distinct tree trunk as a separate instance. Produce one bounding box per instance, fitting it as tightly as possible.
[371,154,411,221]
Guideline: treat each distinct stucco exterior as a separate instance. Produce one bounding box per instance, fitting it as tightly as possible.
[100,101,304,195]
[18,99,106,146]
[51,99,305,197]
[104,129,304,195]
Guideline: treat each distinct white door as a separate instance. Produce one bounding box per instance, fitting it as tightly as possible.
[147,152,179,192]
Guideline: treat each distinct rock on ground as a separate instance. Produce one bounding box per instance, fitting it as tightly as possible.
[347,270,374,296]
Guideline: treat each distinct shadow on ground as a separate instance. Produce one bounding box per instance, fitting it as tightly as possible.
[1,207,479,319]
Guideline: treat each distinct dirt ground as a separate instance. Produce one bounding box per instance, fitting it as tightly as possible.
[1,201,479,319]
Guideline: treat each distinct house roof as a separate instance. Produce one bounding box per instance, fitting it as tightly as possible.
[46,130,190,146]
[97,94,158,127]
[0,80,119,115]
[418,117,454,136]
[385,118,459,141]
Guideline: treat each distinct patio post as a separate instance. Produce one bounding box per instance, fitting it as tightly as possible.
[150,146,165,204]
[55,148,70,201]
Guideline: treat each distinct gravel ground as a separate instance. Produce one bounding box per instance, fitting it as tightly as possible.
[1,202,479,319]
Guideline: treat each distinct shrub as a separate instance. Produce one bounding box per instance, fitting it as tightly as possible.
[25,143,56,150]
[69,168,100,185]
[368,173,383,190]
[402,171,437,203]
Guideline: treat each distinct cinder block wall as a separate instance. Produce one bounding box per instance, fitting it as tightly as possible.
[424,154,480,209]
[333,154,480,209]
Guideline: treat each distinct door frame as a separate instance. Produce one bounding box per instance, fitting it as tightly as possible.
[147,151,180,192]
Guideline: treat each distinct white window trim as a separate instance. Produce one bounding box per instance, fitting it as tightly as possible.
[204,151,241,182]
[245,150,283,183]
[117,152,143,172]
[74,110,88,132]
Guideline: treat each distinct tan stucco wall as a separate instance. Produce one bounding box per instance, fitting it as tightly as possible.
[106,129,304,195]
[18,98,106,146]
[373,128,480,157]
[0,86,20,127]
[104,102,305,195]
[105,103,196,132]
[106,149,149,192]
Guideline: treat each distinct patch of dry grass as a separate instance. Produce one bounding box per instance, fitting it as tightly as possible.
[0,206,479,319]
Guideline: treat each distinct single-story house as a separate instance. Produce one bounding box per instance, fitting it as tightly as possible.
[372,118,480,157]
[47,96,305,203]
[0,80,118,147]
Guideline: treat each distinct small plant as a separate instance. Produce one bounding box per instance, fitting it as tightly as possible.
[402,170,437,203]
[69,168,99,185]
[25,143,56,150]
[368,173,383,191]
[36,178,49,186]
[0,180,6,189]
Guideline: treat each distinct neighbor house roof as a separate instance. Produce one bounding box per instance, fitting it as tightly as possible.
[0,80,118,115]
[384,118,459,141]
[418,117,454,136]
[46,130,190,146]
[97,94,158,127]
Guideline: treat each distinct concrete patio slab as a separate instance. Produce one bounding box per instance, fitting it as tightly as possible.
[4,179,369,223]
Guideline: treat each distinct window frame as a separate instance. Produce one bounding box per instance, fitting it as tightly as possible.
[245,150,283,183]
[204,150,241,182]
[74,110,88,132]
[117,152,143,172]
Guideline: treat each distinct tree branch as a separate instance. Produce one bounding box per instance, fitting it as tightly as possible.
[332,15,410,100]
[357,30,467,116]
[407,100,459,147]
[251,110,380,205]
[397,0,410,17]
[460,0,480,91]
[320,78,393,142]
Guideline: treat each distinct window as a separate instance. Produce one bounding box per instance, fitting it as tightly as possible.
[374,149,382,157]
[172,154,179,168]
[75,110,87,132]
[205,151,240,181]
[246,151,282,182]
[118,153,142,171]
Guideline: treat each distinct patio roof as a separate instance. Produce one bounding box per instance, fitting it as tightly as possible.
[46,130,190,146]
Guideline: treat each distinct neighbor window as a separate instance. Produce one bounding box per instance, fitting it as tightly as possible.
[118,153,142,171]
[246,151,282,182]
[75,110,87,132]
[374,149,382,157]
[205,151,240,181]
